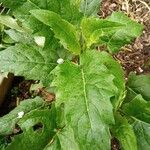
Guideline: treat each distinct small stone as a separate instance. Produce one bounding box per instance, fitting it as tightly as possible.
[57,58,64,64]
[138,67,143,73]
[17,111,24,118]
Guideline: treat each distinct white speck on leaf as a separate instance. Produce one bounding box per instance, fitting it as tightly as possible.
[34,36,45,47]
[17,111,24,118]
[57,58,64,64]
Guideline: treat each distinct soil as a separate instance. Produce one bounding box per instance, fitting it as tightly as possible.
[0,77,55,116]
[0,77,35,116]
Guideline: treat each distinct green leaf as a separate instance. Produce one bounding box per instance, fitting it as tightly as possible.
[58,0,83,25]
[0,136,6,150]
[0,44,58,85]
[12,0,83,25]
[13,1,44,32]
[44,126,79,150]
[13,3,59,50]
[81,17,123,47]
[127,73,150,101]
[5,108,56,150]
[103,12,143,52]
[0,97,45,135]
[122,74,150,150]
[80,0,101,17]
[123,94,150,124]
[124,87,137,104]
[0,15,29,32]
[0,0,26,10]
[112,113,137,150]
[1,0,83,23]
[51,50,118,149]
[133,120,150,150]
[2,32,15,44]
[12,1,60,48]
[5,29,34,44]
[44,103,79,149]
[30,9,81,55]
[93,51,125,109]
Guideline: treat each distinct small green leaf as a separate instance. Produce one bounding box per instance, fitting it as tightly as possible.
[0,0,26,10]
[0,97,45,135]
[5,29,34,44]
[30,9,81,55]
[81,17,123,47]
[133,120,150,150]
[51,50,118,149]
[112,113,137,150]
[127,73,150,101]
[80,0,101,17]
[123,94,150,124]
[0,15,29,32]
[0,44,58,85]
[103,12,143,52]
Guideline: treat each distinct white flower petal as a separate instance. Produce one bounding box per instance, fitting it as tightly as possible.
[34,36,45,47]
[57,58,64,64]
[17,111,24,118]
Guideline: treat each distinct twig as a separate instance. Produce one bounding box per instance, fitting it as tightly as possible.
[138,0,150,12]
[125,0,130,15]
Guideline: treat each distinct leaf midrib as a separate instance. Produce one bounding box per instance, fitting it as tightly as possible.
[81,67,92,129]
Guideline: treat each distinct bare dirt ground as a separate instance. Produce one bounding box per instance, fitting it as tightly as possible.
[100,0,150,76]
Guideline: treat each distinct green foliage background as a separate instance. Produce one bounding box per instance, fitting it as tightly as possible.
[0,0,149,150]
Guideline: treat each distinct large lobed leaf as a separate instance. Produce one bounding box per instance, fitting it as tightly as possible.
[0,44,58,85]
[51,50,121,149]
